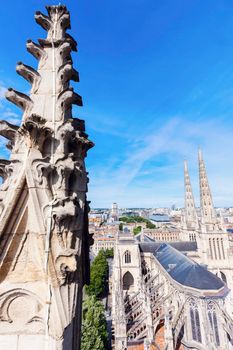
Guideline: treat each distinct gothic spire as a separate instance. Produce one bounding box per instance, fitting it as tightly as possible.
[184,160,198,229]
[198,148,216,225]
[0,5,93,350]
[6,5,83,124]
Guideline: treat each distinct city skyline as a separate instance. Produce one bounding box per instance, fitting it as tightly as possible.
[1,1,233,207]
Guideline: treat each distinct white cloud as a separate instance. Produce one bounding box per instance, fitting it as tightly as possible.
[3,110,18,118]
[88,116,233,208]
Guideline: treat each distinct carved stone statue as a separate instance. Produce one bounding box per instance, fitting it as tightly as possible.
[0,5,93,350]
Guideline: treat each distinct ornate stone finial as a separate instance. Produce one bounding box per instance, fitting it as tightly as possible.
[7,5,82,123]
[16,62,41,93]
[34,6,71,42]
[26,40,46,60]
[0,120,19,139]
[5,88,33,113]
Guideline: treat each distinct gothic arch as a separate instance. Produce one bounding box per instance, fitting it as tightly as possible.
[0,288,44,333]
[123,271,134,290]
[207,301,220,346]
[124,250,131,264]
[189,298,202,343]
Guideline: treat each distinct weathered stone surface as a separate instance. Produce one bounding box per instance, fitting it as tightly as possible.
[0,5,93,350]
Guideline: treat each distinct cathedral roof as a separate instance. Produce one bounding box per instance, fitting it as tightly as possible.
[139,239,198,253]
[154,243,225,292]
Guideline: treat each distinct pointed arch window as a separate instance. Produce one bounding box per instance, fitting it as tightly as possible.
[190,299,202,343]
[124,250,131,264]
[207,302,220,346]
[123,271,134,290]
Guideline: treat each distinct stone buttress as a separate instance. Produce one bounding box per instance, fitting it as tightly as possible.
[0,5,93,350]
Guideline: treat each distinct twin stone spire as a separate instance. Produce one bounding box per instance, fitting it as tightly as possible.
[183,149,220,233]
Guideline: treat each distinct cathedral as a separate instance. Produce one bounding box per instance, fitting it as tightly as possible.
[0,4,233,350]
[111,150,233,350]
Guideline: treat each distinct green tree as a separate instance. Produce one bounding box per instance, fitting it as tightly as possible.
[119,222,123,231]
[86,250,109,298]
[119,215,154,226]
[119,216,131,223]
[134,216,145,223]
[133,225,142,235]
[81,295,108,350]
[146,221,156,229]
[104,248,114,258]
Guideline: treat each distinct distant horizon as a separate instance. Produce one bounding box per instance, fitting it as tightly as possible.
[90,206,233,210]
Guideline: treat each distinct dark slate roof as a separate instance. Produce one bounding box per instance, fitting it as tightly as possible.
[139,240,198,253]
[153,243,224,291]
[135,234,155,243]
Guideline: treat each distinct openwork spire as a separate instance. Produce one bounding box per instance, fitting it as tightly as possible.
[198,149,216,225]
[6,5,82,123]
[0,5,93,350]
[184,160,198,229]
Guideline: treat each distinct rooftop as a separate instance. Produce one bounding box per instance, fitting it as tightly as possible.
[137,234,198,253]
[154,243,225,292]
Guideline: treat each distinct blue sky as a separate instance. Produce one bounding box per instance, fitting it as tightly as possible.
[1,1,233,208]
